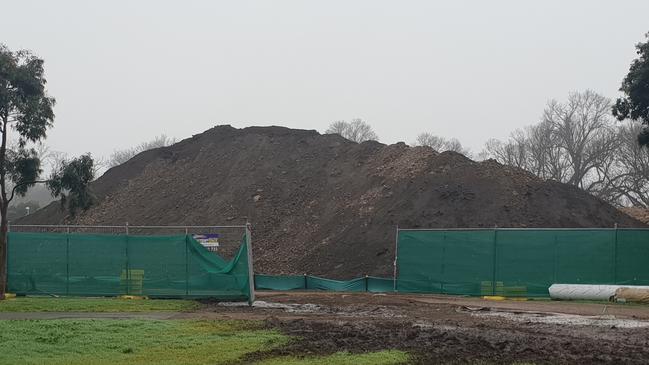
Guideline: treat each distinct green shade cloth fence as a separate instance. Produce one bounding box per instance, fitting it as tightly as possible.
[254,274,394,293]
[397,229,649,297]
[13,228,646,300]
[7,232,252,301]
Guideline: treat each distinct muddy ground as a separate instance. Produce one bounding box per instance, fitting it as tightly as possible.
[198,292,649,364]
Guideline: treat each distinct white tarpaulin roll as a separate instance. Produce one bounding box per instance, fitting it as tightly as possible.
[549,284,649,301]
[615,287,649,303]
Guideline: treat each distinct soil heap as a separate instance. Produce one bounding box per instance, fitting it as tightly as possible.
[20,125,645,278]
[622,207,649,225]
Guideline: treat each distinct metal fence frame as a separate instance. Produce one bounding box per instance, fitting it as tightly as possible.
[393,226,649,296]
[8,224,255,304]
[9,224,249,231]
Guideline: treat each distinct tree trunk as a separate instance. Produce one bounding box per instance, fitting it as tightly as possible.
[0,204,7,300]
[0,113,7,300]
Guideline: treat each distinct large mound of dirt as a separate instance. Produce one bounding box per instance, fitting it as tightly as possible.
[20,125,645,278]
[621,207,649,225]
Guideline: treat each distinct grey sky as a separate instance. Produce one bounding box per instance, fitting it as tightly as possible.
[2,0,648,161]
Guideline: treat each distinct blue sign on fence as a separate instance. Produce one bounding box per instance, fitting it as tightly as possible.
[193,234,220,252]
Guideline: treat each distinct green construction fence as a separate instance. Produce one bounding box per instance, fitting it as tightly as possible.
[397,228,649,297]
[10,228,648,300]
[7,232,253,301]
[254,274,394,293]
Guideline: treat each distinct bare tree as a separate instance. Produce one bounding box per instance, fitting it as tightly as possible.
[138,134,177,151]
[108,149,136,168]
[607,122,649,207]
[443,138,471,156]
[481,137,526,169]
[543,91,617,188]
[527,121,570,182]
[108,134,176,168]
[414,132,471,156]
[48,151,69,173]
[325,119,378,143]
[92,155,108,177]
[481,90,630,205]
[415,133,447,151]
[326,121,348,136]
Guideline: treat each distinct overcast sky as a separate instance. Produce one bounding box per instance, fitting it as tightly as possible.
[2,0,649,162]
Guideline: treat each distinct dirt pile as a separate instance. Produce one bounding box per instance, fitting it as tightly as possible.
[621,207,649,225]
[20,125,644,277]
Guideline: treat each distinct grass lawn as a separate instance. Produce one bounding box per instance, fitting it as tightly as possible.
[0,297,200,312]
[256,351,410,365]
[0,319,409,365]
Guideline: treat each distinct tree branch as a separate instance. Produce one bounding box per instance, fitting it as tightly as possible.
[7,180,49,204]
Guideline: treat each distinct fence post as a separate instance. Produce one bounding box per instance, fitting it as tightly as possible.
[66,227,70,296]
[614,223,618,284]
[492,226,498,296]
[365,275,369,292]
[245,223,255,305]
[304,273,308,290]
[184,227,190,297]
[125,222,130,296]
[393,226,399,292]
[441,232,446,294]
[553,233,558,284]
[184,226,190,297]
[185,235,189,296]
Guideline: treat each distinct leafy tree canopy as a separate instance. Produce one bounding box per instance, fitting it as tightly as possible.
[47,154,95,216]
[0,43,96,299]
[0,44,95,214]
[613,32,649,146]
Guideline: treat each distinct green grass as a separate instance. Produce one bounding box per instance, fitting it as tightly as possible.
[0,319,287,365]
[256,350,409,365]
[0,319,412,365]
[0,297,200,312]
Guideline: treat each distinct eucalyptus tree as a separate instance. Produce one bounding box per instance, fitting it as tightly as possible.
[0,44,94,299]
